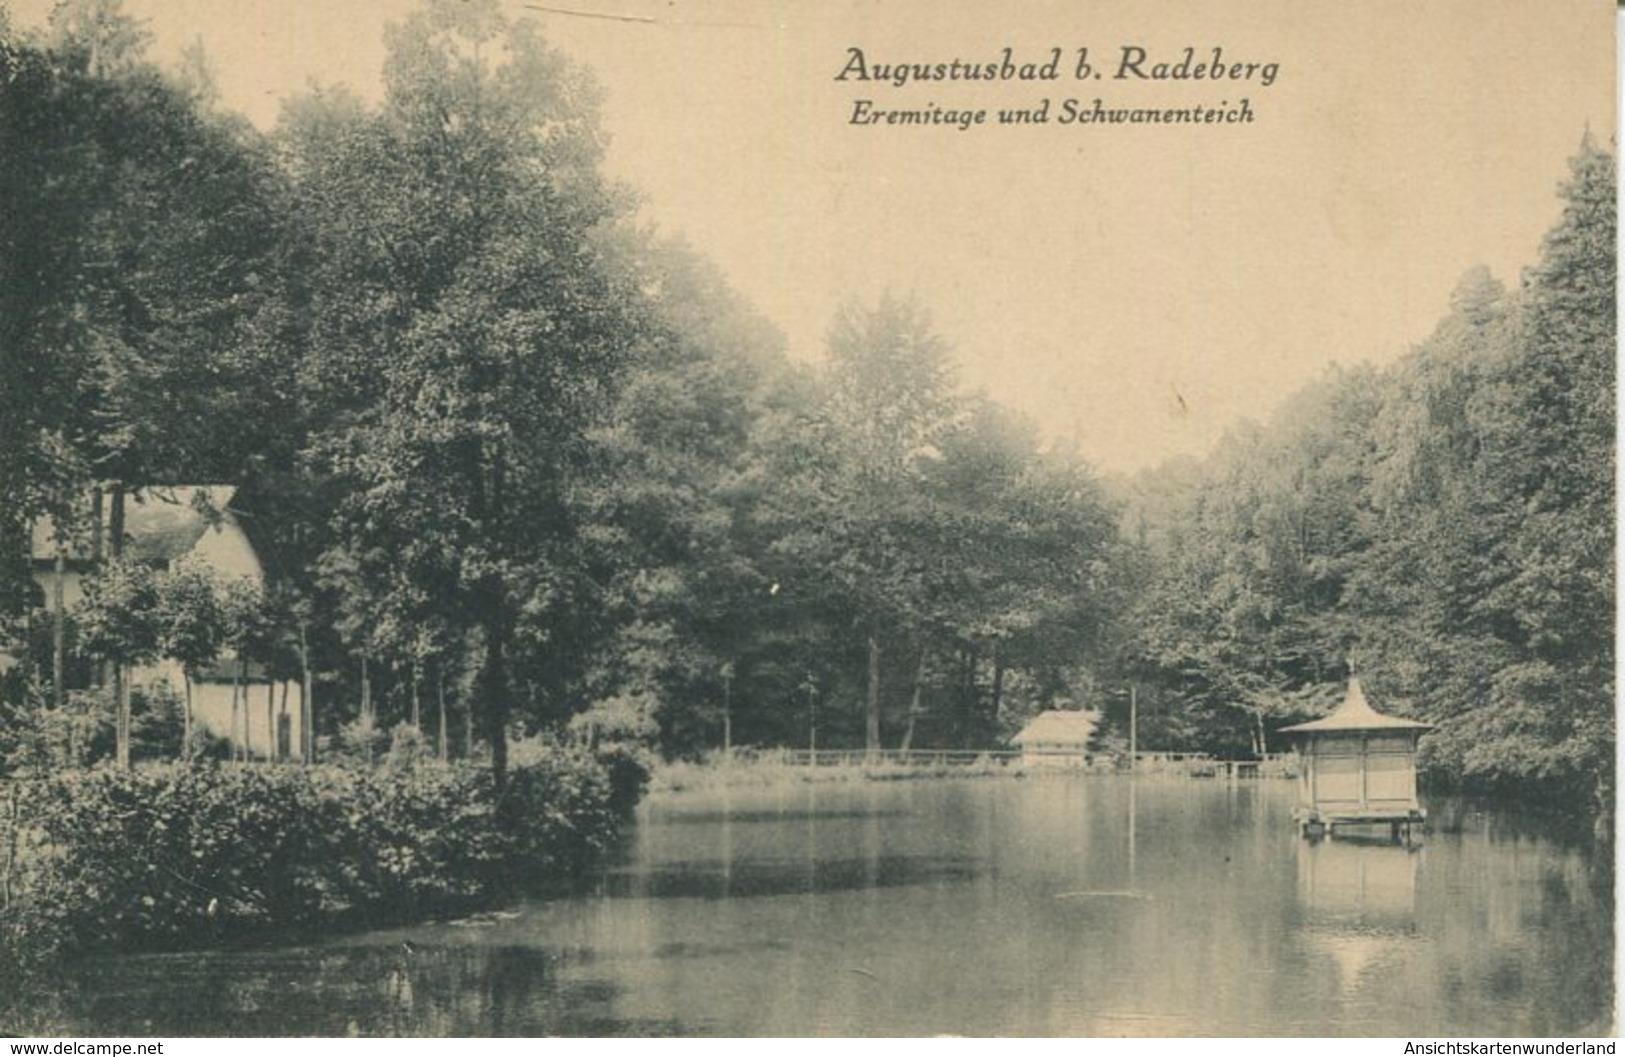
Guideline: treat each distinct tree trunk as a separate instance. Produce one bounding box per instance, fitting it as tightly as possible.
[437,664,448,764]
[411,659,422,732]
[807,684,817,758]
[962,644,977,744]
[865,633,881,760]
[51,547,66,711]
[479,619,510,789]
[238,655,249,761]
[1,783,15,913]
[298,621,313,764]
[990,642,1005,737]
[108,485,125,559]
[360,655,375,764]
[110,485,129,769]
[265,680,276,762]
[67,701,80,767]
[182,672,193,759]
[900,646,926,752]
[721,671,732,760]
[114,663,130,770]
[472,440,510,788]
[91,487,106,693]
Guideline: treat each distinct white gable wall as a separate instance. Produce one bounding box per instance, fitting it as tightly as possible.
[187,514,266,584]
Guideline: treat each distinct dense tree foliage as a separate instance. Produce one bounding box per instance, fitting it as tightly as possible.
[0,0,285,518]
[1,1,1612,824]
[273,1,644,785]
[0,0,1122,781]
[1119,139,1615,813]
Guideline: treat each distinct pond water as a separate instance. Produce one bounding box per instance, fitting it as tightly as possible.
[16,775,1615,1036]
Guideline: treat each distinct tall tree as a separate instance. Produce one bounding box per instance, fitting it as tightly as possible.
[74,557,159,768]
[1,5,287,678]
[283,0,641,785]
[152,559,223,755]
[759,294,958,755]
[567,234,788,757]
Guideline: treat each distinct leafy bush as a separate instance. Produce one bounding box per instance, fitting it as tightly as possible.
[1,689,114,775]
[0,747,631,958]
[129,681,185,764]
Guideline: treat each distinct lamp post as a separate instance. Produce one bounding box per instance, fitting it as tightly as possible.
[1111,685,1140,890]
[1111,685,1138,773]
[1129,684,1137,773]
[802,674,818,767]
[720,662,734,763]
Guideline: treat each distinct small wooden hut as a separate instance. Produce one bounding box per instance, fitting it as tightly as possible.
[1278,679,1431,837]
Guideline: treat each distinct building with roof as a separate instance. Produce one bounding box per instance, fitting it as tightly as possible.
[1278,678,1431,836]
[1010,709,1100,767]
[29,486,263,603]
[28,486,300,760]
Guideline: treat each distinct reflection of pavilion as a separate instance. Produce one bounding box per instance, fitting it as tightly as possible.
[1296,838,1422,996]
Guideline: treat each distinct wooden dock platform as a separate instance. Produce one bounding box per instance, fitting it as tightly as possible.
[1294,805,1426,842]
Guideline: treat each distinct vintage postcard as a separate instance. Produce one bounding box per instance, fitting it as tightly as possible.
[0,0,1614,1040]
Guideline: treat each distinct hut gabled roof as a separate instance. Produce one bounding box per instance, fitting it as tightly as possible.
[1011,709,1100,746]
[31,486,237,565]
[1278,678,1432,734]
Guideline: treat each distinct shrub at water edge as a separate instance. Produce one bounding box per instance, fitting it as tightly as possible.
[0,748,625,958]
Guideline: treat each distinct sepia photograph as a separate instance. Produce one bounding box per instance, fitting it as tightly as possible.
[0,0,1615,1039]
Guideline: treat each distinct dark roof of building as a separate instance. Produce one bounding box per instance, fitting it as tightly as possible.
[1277,678,1432,734]
[1011,709,1100,746]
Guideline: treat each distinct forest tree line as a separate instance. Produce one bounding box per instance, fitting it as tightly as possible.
[0,0,1613,814]
[1116,140,1615,811]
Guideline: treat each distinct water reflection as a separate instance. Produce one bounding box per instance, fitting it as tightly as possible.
[1296,838,1423,1000]
[6,777,1612,1037]
[1298,837,1419,928]
[603,854,982,900]
[24,943,687,1037]
[653,808,912,826]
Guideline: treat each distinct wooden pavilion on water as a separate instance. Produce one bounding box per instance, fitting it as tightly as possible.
[1278,678,1431,839]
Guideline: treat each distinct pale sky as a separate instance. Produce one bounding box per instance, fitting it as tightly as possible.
[8,0,1615,472]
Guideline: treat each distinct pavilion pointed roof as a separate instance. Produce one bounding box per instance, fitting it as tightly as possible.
[1278,678,1432,734]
